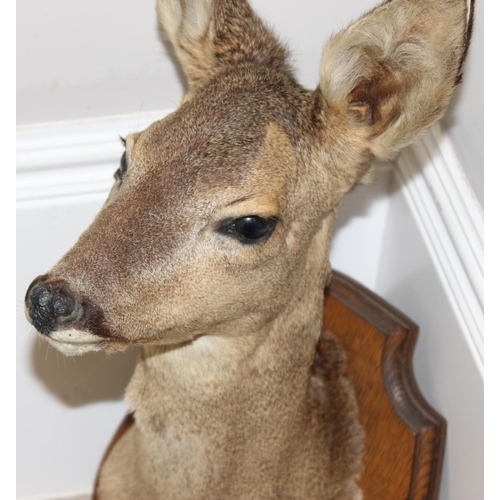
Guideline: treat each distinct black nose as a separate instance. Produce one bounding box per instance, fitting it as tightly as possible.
[25,276,82,335]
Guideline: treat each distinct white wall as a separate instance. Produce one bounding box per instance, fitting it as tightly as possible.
[17,0,378,124]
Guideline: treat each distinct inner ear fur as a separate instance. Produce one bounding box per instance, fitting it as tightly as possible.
[319,0,472,160]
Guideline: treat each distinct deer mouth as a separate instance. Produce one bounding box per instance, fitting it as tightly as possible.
[42,328,108,356]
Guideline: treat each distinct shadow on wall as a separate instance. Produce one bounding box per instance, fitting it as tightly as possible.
[30,329,138,407]
[330,167,391,236]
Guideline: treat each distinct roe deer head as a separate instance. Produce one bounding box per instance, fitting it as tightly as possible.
[25,1,473,498]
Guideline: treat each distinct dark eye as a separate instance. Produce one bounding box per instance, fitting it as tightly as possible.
[218,216,278,244]
[114,151,128,182]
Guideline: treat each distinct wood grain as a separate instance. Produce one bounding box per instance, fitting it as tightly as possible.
[326,270,446,500]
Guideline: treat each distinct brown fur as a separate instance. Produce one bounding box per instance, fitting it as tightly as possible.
[25,0,472,498]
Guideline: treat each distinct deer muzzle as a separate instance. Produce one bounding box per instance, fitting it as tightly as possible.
[24,275,115,356]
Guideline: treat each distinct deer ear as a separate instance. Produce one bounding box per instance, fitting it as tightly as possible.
[319,0,472,160]
[156,0,289,89]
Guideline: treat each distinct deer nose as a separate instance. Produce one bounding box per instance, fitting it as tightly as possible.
[25,276,83,336]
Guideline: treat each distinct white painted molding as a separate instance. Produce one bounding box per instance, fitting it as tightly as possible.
[18,492,91,500]
[396,124,484,372]
[416,126,484,304]
[16,111,167,202]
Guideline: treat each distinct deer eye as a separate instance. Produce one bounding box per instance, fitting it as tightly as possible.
[114,151,128,182]
[218,216,278,244]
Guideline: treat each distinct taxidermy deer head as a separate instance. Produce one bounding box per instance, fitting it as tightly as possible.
[25,1,473,498]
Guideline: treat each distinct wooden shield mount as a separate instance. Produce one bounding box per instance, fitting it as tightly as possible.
[326,270,446,500]
[94,270,446,499]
